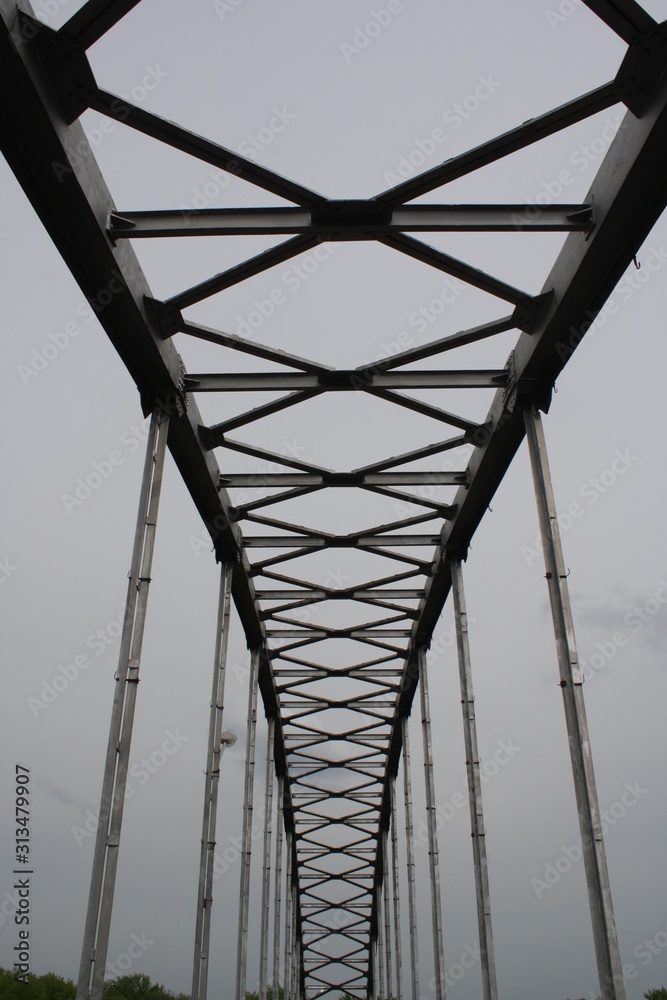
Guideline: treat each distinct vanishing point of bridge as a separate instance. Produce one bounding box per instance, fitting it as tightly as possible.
[2,1,666,998]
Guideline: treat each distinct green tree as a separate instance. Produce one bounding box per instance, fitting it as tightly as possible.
[0,969,76,1000]
[644,989,667,1000]
[103,975,187,1000]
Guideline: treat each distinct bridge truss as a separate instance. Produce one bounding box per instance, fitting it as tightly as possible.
[1,1,666,998]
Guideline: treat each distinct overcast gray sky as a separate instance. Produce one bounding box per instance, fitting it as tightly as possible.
[1,1,666,999]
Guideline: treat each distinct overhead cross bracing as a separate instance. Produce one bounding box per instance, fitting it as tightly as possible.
[1,1,666,998]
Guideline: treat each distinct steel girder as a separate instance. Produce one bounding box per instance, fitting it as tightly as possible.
[1,1,666,996]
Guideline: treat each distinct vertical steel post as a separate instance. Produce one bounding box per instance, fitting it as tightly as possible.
[192,562,234,1000]
[284,831,293,1000]
[294,903,301,1000]
[273,777,284,1000]
[259,716,276,1000]
[401,714,420,1000]
[369,933,377,1000]
[382,830,393,1000]
[390,777,403,1000]
[450,558,498,1000]
[418,648,447,1000]
[377,880,385,1000]
[290,876,298,1000]
[236,648,261,1000]
[76,407,169,1000]
[524,406,626,1000]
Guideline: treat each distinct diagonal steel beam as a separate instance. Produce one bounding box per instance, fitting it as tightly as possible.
[167,234,321,309]
[92,89,326,208]
[59,0,142,48]
[359,315,516,373]
[379,232,531,304]
[580,0,657,41]
[179,318,333,374]
[377,82,618,205]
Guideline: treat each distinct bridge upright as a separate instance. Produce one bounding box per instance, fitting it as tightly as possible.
[1,1,666,997]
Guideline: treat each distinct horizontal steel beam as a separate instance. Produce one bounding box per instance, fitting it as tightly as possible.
[255,590,423,600]
[219,472,465,487]
[244,535,441,548]
[188,370,507,391]
[108,203,593,238]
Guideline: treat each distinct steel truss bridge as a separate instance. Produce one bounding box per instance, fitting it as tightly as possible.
[1,1,666,998]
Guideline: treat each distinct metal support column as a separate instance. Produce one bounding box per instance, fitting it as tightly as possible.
[273,777,284,1000]
[401,715,420,1000]
[76,407,169,1000]
[284,831,293,1000]
[390,777,403,1000]
[294,915,302,1000]
[192,562,234,1000]
[524,406,625,1000]
[418,648,447,1000]
[369,933,377,1000]
[382,831,393,1000]
[377,880,385,1000]
[450,558,498,1000]
[259,716,276,1000]
[290,877,298,1000]
[236,648,261,1000]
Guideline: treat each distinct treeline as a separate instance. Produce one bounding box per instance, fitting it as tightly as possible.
[0,973,187,1000]
[3,970,663,1000]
